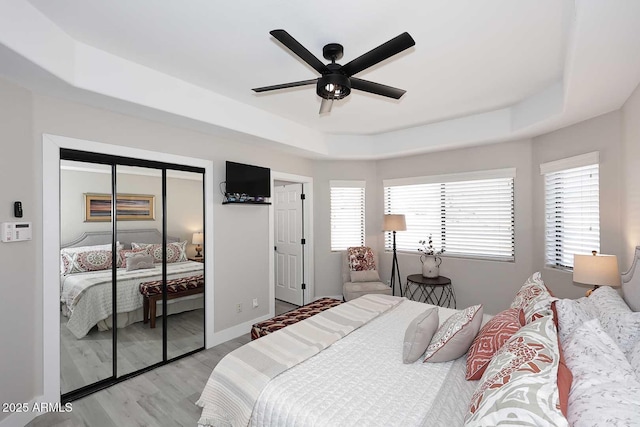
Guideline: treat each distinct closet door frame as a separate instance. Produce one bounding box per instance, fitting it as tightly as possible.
[43,134,214,407]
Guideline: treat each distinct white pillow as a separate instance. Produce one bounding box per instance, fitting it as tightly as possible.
[555,298,596,346]
[589,286,632,317]
[403,307,439,364]
[125,253,155,272]
[598,311,640,358]
[630,340,640,382]
[423,304,483,363]
[563,318,640,427]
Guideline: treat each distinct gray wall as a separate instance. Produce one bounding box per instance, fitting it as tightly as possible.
[531,111,623,297]
[1,71,638,423]
[312,160,379,297]
[0,76,37,419]
[60,168,204,258]
[0,76,313,422]
[374,139,534,315]
[622,83,640,269]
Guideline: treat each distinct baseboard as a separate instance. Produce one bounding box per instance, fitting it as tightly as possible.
[0,396,43,427]
[206,295,345,349]
[207,312,274,348]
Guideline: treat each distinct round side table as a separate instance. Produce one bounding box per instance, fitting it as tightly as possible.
[404,274,456,309]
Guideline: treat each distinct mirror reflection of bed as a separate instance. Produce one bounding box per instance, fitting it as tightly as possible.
[59,160,205,396]
[59,229,205,394]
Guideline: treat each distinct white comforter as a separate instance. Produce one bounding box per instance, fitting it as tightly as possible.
[249,300,484,427]
[61,261,203,338]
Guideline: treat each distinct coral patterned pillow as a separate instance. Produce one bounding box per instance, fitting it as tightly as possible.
[62,250,113,274]
[423,304,483,363]
[510,272,546,310]
[347,246,376,271]
[466,307,522,380]
[465,316,567,426]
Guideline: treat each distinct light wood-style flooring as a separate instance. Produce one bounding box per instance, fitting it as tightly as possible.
[31,299,298,426]
[28,333,251,427]
[61,309,205,394]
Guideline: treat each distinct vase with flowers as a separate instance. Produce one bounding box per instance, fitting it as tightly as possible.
[418,235,445,278]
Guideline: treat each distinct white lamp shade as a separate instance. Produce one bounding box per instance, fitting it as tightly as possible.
[383,214,406,231]
[573,253,621,287]
[192,232,204,245]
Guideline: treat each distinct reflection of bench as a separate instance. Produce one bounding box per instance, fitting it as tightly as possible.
[250,298,342,340]
[139,275,204,328]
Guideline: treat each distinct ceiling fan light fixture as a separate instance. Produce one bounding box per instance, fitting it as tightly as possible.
[317,74,350,100]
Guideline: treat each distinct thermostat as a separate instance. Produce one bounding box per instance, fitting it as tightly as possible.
[1,222,32,242]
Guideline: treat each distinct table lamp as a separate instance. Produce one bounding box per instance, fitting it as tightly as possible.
[192,232,204,258]
[383,214,406,297]
[573,251,621,296]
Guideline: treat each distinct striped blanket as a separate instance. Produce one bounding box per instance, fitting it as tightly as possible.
[197,294,404,427]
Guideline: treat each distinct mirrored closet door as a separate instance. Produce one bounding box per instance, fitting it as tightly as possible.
[59,150,206,401]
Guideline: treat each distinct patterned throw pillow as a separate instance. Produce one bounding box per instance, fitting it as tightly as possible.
[133,241,188,263]
[466,307,522,380]
[563,318,640,427]
[118,248,146,268]
[510,272,546,309]
[61,249,113,274]
[60,243,113,274]
[423,304,483,363]
[347,246,376,271]
[403,307,439,364]
[465,316,568,427]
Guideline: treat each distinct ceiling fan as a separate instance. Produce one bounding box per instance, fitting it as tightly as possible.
[252,30,416,114]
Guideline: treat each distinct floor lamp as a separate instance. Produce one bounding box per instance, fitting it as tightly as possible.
[383,214,406,296]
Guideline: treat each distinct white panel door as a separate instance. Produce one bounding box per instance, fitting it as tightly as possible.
[274,183,303,305]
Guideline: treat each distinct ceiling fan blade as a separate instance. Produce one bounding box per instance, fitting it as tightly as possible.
[350,78,406,99]
[270,29,329,75]
[341,32,415,77]
[252,79,317,93]
[319,98,333,114]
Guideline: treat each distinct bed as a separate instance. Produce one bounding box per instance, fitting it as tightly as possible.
[197,248,640,427]
[60,229,204,339]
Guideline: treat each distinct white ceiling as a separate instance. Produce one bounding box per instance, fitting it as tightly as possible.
[1,0,640,158]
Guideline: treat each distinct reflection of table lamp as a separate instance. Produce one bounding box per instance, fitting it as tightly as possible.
[192,232,204,258]
[383,214,406,297]
[573,251,620,296]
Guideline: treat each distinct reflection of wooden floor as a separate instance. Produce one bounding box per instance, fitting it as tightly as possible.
[30,332,250,427]
[60,309,204,395]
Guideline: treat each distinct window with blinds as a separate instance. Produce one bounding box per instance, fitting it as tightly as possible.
[383,169,515,261]
[330,180,365,251]
[542,153,600,270]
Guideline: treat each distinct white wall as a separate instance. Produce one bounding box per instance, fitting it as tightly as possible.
[0,76,36,422]
[312,160,378,297]
[60,168,204,257]
[374,139,534,315]
[531,111,623,297]
[0,76,314,423]
[622,83,640,270]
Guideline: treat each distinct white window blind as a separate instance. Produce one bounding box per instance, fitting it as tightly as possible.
[383,170,515,261]
[330,181,365,251]
[543,160,599,269]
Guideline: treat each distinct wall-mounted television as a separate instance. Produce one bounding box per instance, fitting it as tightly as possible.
[225,161,271,198]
